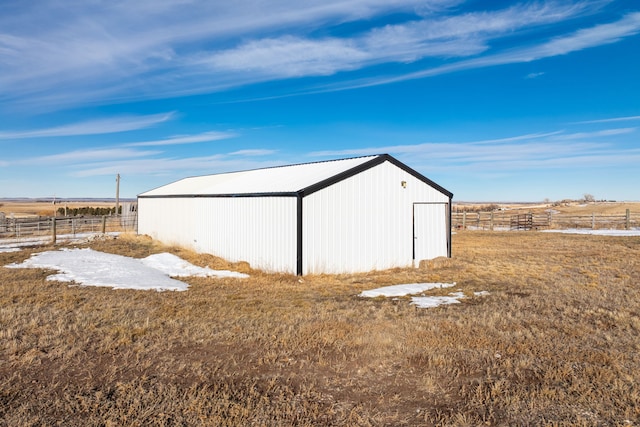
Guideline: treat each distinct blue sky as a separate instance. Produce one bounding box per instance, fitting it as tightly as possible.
[1,0,639,201]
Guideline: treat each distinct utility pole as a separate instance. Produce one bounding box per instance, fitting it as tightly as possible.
[115,173,120,217]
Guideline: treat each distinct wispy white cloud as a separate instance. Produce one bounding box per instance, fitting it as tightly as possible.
[310,127,640,172]
[573,115,640,124]
[309,131,565,156]
[200,36,369,78]
[0,113,174,140]
[71,155,285,178]
[11,140,278,178]
[197,2,585,79]
[525,72,545,79]
[229,149,277,156]
[536,10,640,56]
[125,131,236,147]
[0,0,621,110]
[311,11,640,93]
[0,0,451,108]
[20,148,161,165]
[551,127,636,140]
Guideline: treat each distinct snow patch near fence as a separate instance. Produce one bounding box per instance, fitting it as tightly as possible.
[359,283,489,309]
[0,232,121,252]
[5,248,248,291]
[359,282,455,298]
[542,228,640,236]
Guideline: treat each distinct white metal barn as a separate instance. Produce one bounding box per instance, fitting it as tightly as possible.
[137,154,453,275]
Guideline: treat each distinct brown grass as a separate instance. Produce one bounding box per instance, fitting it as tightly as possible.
[1,231,640,425]
[454,201,640,216]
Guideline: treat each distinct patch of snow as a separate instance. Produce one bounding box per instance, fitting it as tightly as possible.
[360,283,490,309]
[542,229,640,236]
[411,292,465,308]
[0,232,120,251]
[5,248,248,291]
[0,247,21,253]
[464,226,512,231]
[359,282,455,298]
[141,252,249,279]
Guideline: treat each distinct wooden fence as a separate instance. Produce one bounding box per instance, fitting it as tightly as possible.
[0,215,137,243]
[452,209,638,231]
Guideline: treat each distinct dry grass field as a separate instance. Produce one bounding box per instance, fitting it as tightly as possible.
[1,231,639,426]
[454,201,640,215]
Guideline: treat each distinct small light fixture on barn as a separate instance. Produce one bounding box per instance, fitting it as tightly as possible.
[401,180,407,188]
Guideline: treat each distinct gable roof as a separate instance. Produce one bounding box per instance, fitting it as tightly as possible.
[138,154,452,199]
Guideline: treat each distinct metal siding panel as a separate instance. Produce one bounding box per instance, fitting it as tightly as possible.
[195,197,298,273]
[303,161,449,274]
[138,197,197,247]
[139,197,297,274]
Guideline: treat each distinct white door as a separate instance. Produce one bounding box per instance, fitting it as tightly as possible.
[413,203,448,262]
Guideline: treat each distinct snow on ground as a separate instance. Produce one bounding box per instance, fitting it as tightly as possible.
[358,282,456,298]
[0,247,21,253]
[5,248,248,291]
[411,290,489,308]
[359,283,489,309]
[412,292,465,308]
[542,229,640,236]
[140,252,249,279]
[0,232,120,251]
[459,228,640,235]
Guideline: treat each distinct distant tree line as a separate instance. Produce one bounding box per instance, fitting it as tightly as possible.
[455,204,501,213]
[57,206,122,216]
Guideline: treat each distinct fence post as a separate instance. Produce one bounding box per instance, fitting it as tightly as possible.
[52,218,56,244]
[462,212,467,229]
[490,212,494,231]
[627,209,631,230]
[102,216,107,234]
[592,213,595,229]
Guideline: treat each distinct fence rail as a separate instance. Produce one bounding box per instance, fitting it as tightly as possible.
[1,210,637,243]
[0,215,137,242]
[452,209,639,231]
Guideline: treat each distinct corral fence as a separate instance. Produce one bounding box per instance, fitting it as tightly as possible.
[452,209,639,231]
[0,214,137,243]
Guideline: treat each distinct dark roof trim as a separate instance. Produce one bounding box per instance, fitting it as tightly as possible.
[298,155,384,198]
[298,154,453,199]
[138,192,298,199]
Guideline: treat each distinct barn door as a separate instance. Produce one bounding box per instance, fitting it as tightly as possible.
[413,203,448,263]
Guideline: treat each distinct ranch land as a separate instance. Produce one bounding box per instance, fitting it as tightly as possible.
[1,227,639,425]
